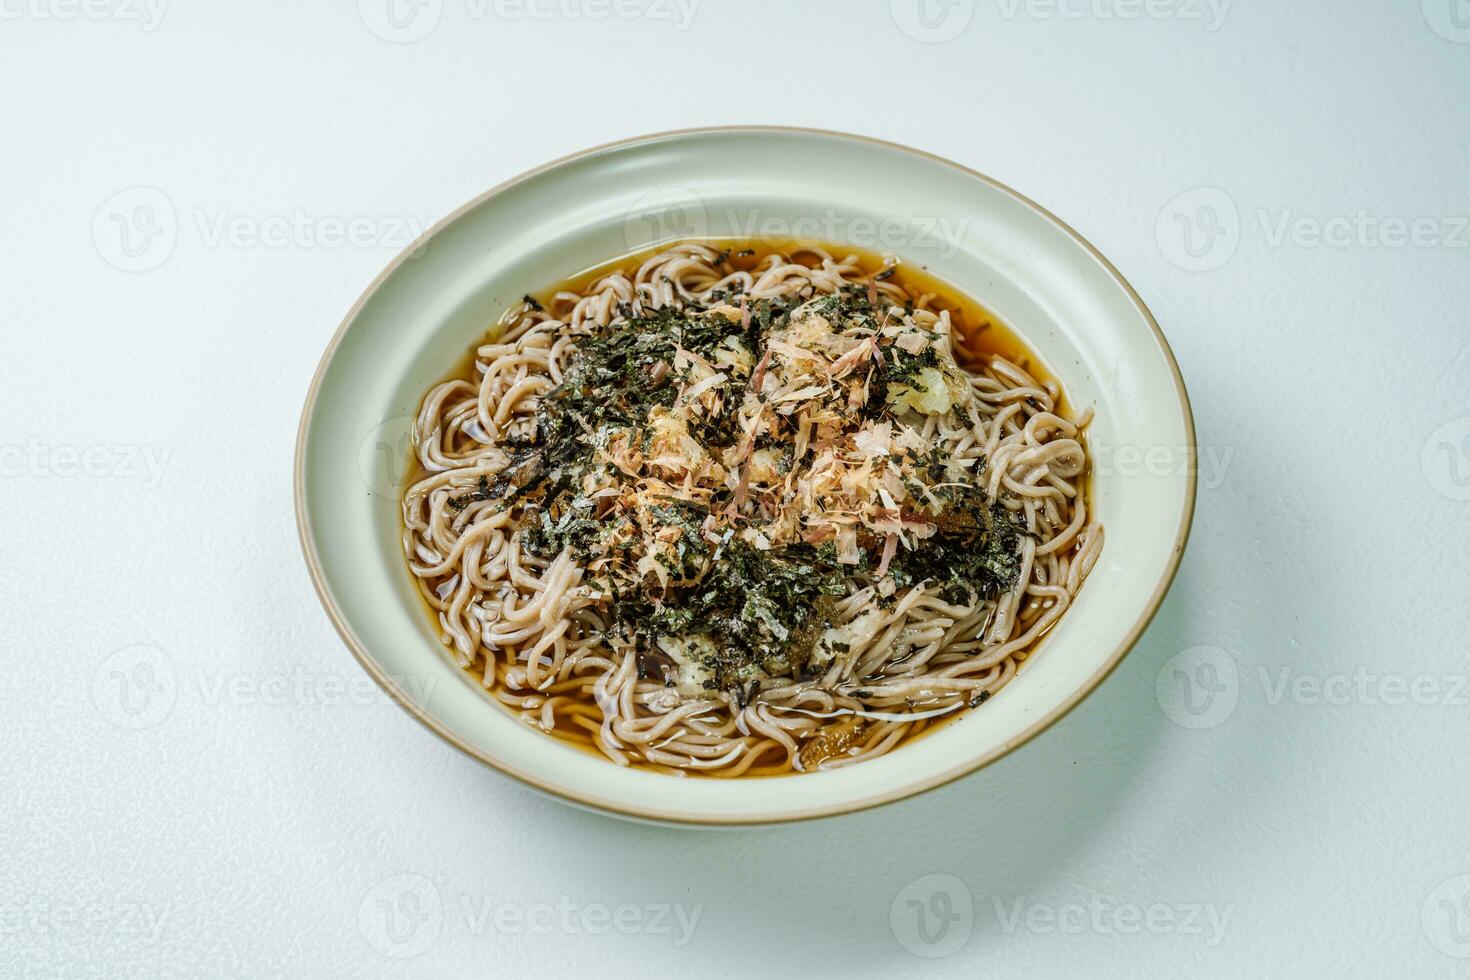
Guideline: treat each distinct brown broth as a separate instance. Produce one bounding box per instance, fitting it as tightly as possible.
[405,239,1091,775]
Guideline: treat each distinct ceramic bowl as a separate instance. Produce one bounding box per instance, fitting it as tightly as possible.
[295,127,1195,826]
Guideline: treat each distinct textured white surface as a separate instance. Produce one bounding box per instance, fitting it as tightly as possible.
[2,2,1467,976]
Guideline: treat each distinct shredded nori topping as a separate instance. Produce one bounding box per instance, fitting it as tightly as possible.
[482,285,1023,697]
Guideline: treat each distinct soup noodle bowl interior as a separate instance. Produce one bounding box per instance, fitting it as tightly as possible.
[401,242,1102,777]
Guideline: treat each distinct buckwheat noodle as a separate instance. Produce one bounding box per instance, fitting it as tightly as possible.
[401,243,1102,777]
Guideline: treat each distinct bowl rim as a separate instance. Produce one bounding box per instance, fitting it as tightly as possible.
[294,125,1198,826]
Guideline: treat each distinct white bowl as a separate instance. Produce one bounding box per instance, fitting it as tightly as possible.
[295,127,1195,826]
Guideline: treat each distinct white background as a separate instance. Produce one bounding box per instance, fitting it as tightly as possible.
[3,1,1468,976]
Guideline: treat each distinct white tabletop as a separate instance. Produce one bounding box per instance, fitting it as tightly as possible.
[3,2,1469,977]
